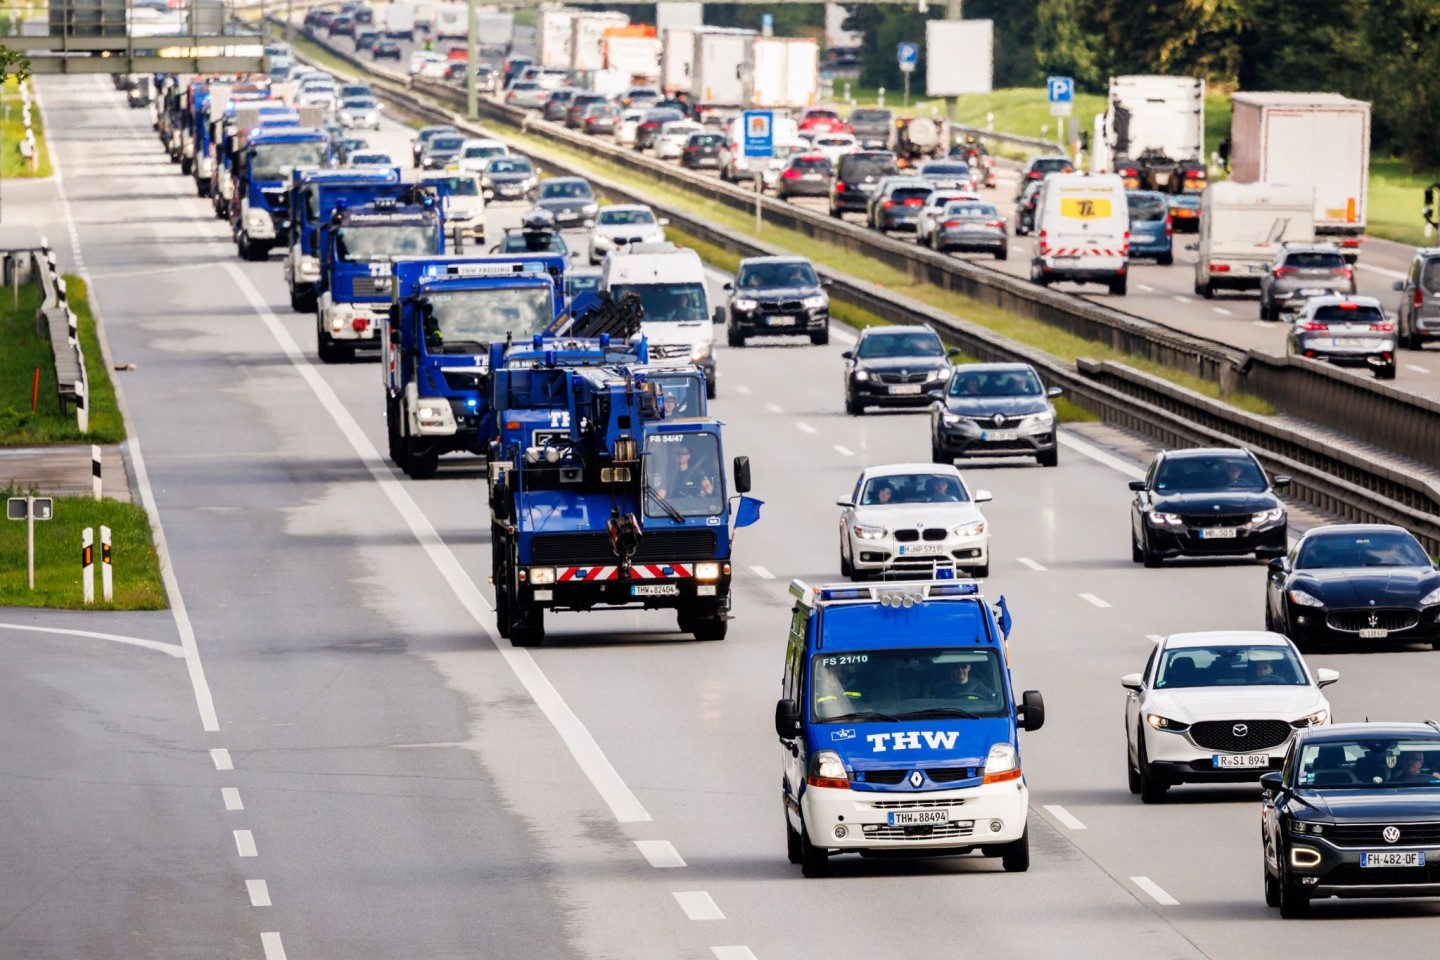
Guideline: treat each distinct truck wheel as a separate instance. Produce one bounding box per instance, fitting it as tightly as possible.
[181,157,192,176]
[798,819,829,878]
[317,325,342,364]
[1109,275,1128,296]
[406,443,439,480]
[728,325,745,347]
[386,398,408,469]
[693,616,727,642]
[290,288,316,313]
[1199,280,1215,299]
[999,828,1030,873]
[509,604,544,647]
[196,178,211,198]
[676,605,696,635]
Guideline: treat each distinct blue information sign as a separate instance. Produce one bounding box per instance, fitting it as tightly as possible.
[1047,76,1074,104]
[742,110,773,159]
[896,42,919,73]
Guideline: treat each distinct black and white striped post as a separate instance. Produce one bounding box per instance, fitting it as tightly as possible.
[75,376,87,433]
[91,444,102,500]
[82,527,94,604]
[100,525,113,603]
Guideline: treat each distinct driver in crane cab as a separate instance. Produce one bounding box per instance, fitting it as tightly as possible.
[658,442,714,500]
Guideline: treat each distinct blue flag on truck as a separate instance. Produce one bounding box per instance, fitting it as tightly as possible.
[996,596,1013,638]
[735,496,764,529]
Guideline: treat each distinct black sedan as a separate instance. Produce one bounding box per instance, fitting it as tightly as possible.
[1129,448,1290,566]
[480,156,537,203]
[930,363,1060,466]
[1262,722,1440,918]
[680,132,724,170]
[1265,524,1440,650]
[411,125,457,169]
[372,39,402,60]
[724,256,829,347]
[842,325,951,415]
[420,134,466,170]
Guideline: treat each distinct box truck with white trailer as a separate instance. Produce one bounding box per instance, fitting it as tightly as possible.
[570,12,630,74]
[433,2,467,41]
[538,9,578,70]
[661,26,697,96]
[690,27,756,110]
[748,36,818,110]
[1091,75,1206,193]
[1194,182,1316,298]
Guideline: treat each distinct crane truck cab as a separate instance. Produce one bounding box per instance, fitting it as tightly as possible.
[600,243,721,398]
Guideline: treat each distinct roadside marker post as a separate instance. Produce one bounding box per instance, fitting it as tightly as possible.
[82,527,94,604]
[91,444,102,500]
[101,525,113,603]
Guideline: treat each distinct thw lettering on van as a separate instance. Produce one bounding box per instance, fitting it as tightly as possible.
[865,730,961,752]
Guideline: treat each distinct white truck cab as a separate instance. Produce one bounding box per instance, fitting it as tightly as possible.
[1195,182,1315,298]
[600,242,722,398]
[419,168,486,243]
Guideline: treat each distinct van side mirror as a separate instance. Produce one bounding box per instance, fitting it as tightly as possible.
[1272,475,1291,489]
[1018,690,1045,732]
[775,698,801,738]
[1127,479,1146,492]
[1120,673,1144,693]
[733,456,751,494]
[1393,280,1405,292]
[1046,385,1063,398]
[1316,667,1340,688]
[712,305,725,324]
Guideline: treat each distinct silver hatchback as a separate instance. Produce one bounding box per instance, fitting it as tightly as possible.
[1392,250,1440,350]
[1287,295,1396,380]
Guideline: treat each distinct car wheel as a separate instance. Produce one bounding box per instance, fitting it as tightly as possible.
[1200,281,1215,299]
[799,818,830,878]
[1037,447,1058,468]
[1127,738,1142,795]
[706,375,717,400]
[786,806,803,865]
[972,562,989,579]
[1109,275,1128,296]
[728,325,745,348]
[1264,861,1281,908]
[1138,731,1168,803]
[998,828,1030,872]
[1375,362,1397,381]
[810,327,829,346]
[1277,863,1310,919]
[839,538,853,578]
[931,440,950,464]
[1158,252,1174,266]
[845,392,864,416]
[1131,535,1144,564]
[995,245,1008,261]
[1142,534,1162,568]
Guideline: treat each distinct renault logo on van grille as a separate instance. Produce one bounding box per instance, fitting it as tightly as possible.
[908,770,924,788]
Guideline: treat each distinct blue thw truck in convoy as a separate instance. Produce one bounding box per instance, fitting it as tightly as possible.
[233,125,331,262]
[284,167,402,312]
[775,574,1044,877]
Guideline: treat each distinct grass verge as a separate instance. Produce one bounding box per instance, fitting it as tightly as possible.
[0,491,166,609]
[0,275,125,444]
[1,77,53,178]
[1366,157,1434,247]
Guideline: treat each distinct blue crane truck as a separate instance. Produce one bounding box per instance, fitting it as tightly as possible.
[233,125,331,262]
[284,167,402,312]
[487,335,754,646]
[382,254,568,479]
[315,187,445,363]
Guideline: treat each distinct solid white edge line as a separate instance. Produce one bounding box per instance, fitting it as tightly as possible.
[1211,307,1231,315]
[1131,876,1180,906]
[221,262,651,825]
[260,931,287,960]
[635,840,687,868]
[234,830,257,857]
[1057,432,1145,479]
[246,879,272,907]
[829,328,857,346]
[750,565,775,580]
[1043,804,1087,830]
[1015,557,1047,572]
[1356,262,1405,279]
[221,787,244,811]
[1406,364,1431,374]
[712,948,760,960]
[735,385,752,394]
[673,891,725,920]
[210,748,233,771]
[1080,592,1111,608]
[0,622,184,658]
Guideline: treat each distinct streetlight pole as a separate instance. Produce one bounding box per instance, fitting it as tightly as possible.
[465,0,478,120]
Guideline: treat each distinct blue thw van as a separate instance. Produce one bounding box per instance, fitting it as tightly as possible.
[775,576,1044,877]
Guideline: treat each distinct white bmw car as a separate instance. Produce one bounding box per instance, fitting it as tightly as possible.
[1123,631,1337,803]
[836,464,991,580]
[587,204,667,264]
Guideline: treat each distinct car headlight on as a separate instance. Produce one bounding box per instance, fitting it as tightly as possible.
[852,523,888,540]
[529,566,556,585]
[853,369,870,381]
[1421,586,1440,606]
[1292,709,1328,728]
[982,742,1021,783]
[1252,507,1285,525]
[953,519,986,537]
[694,561,722,581]
[802,294,827,310]
[1146,713,1189,731]
[480,177,493,188]
[1288,589,1325,608]
[927,367,950,381]
[731,297,758,311]
[808,749,850,787]
[689,343,712,363]
[1148,511,1183,526]
[582,203,598,213]
[941,411,966,425]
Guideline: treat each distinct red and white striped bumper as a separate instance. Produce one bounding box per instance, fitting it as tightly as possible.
[557,563,695,581]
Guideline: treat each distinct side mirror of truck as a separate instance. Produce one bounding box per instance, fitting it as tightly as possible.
[658,218,669,226]
[774,698,801,738]
[733,455,752,494]
[388,325,400,346]
[712,305,725,324]
[1018,690,1045,731]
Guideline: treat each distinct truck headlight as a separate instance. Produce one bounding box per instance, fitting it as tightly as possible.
[299,258,320,279]
[689,343,712,363]
[731,297,758,311]
[529,567,556,585]
[417,402,447,419]
[245,210,270,230]
[694,561,721,581]
[981,742,1021,783]
[852,523,887,540]
[802,294,828,310]
[807,749,849,788]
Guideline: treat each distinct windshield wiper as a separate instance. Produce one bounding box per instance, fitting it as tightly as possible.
[825,711,899,723]
[899,707,982,720]
[644,484,685,522]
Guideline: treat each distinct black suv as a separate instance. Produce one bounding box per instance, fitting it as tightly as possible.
[1262,723,1440,918]
[1259,244,1354,321]
[829,150,898,218]
[725,256,830,346]
[842,325,951,414]
[1015,155,1074,199]
[849,107,894,150]
[930,363,1061,467]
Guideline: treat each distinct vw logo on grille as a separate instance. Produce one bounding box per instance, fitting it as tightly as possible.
[909,770,923,788]
[1233,723,1249,738]
[992,413,1005,427]
[1384,826,1402,844]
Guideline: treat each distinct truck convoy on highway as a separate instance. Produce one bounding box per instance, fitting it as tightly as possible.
[233,123,331,262]
[284,166,403,312]
[1228,92,1370,261]
[1092,75,1207,194]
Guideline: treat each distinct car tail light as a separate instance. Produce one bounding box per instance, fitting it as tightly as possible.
[1037,229,1047,254]
[943,219,962,228]
[1213,263,1231,272]
[1027,170,1042,179]
[1415,288,1424,309]
[882,200,894,208]
[1165,216,1173,237]
[1300,321,1329,331]
[1341,237,1362,248]
[781,168,800,179]
[1337,302,1359,310]
[902,198,924,206]
[1274,267,1296,278]
[985,219,1004,228]
[1341,266,1354,281]
[1371,321,1394,331]
[835,181,845,192]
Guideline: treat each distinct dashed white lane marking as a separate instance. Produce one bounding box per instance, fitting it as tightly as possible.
[1043,804,1087,830]
[1016,557,1047,571]
[1252,321,1270,328]
[246,879,272,907]
[234,830,258,858]
[221,787,243,811]
[635,840,687,868]
[1211,307,1232,316]
[1080,593,1111,609]
[1137,284,1155,293]
[833,444,855,457]
[1057,431,1145,479]
[0,622,184,658]
[673,891,725,920]
[1173,295,1192,304]
[765,402,783,414]
[750,565,775,580]
[1406,364,1431,374]
[712,949,759,960]
[1131,876,1180,906]
[261,932,288,960]
[1357,262,1405,279]
[796,422,817,434]
[210,748,233,771]
[1146,634,1164,644]
[736,385,752,394]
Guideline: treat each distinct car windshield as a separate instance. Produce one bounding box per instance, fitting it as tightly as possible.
[891,186,932,203]
[737,261,817,288]
[650,375,704,418]
[1153,456,1266,492]
[429,176,479,196]
[422,287,553,354]
[1154,644,1307,689]
[1129,194,1168,220]
[421,128,455,142]
[488,158,532,174]
[1295,531,1431,569]
[1285,252,1346,269]
[792,157,831,172]
[350,153,391,165]
[500,233,566,254]
[1032,158,1074,173]
[611,283,707,322]
[1311,304,1385,324]
[860,473,969,505]
[690,134,723,146]
[464,144,505,159]
[1422,259,1440,293]
[597,208,655,226]
[644,110,682,124]
[948,368,1041,397]
[857,332,944,359]
[342,98,377,110]
[566,273,601,295]
[539,180,592,199]
[810,648,1007,721]
[850,109,891,125]
[943,203,998,219]
[249,141,328,179]
[336,224,436,260]
[842,155,898,180]
[923,163,970,178]
[644,432,724,517]
[1296,739,1440,788]
[430,136,465,152]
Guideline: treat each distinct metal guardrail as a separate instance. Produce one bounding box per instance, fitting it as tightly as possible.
[949,124,1065,155]
[31,239,89,429]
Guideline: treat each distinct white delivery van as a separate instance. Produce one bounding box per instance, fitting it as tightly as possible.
[600,243,721,398]
[1030,173,1131,295]
[1194,182,1315,298]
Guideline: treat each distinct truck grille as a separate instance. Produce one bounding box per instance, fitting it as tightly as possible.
[529,530,717,565]
[1327,609,1419,633]
[926,766,978,783]
[1324,823,1440,847]
[351,276,392,297]
[261,188,287,208]
[1189,719,1292,752]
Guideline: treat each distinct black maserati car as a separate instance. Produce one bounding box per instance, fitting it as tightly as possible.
[1129,447,1290,566]
[1265,524,1440,650]
[1261,722,1440,918]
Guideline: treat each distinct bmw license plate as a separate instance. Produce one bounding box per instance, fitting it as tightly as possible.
[631,583,680,597]
[981,429,1018,441]
[765,316,796,327]
[1213,754,1270,769]
[888,809,948,826]
[889,384,923,395]
[1362,850,1424,868]
[1359,628,1389,639]
[898,544,945,556]
[1200,527,1238,539]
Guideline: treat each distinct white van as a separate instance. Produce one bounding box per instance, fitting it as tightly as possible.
[1194,181,1315,298]
[1030,173,1131,295]
[600,243,722,398]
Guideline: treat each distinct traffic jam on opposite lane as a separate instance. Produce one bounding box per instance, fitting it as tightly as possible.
[104,8,1440,930]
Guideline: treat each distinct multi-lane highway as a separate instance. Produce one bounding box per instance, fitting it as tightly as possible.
[7,72,1440,960]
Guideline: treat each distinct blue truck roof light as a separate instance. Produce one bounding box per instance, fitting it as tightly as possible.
[818,587,870,602]
[532,334,543,349]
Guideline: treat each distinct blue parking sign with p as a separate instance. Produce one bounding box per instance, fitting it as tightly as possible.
[1047,76,1074,104]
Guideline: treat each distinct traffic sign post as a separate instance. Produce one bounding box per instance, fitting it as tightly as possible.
[743,110,774,235]
[897,42,918,109]
[1047,75,1074,118]
[7,496,54,591]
